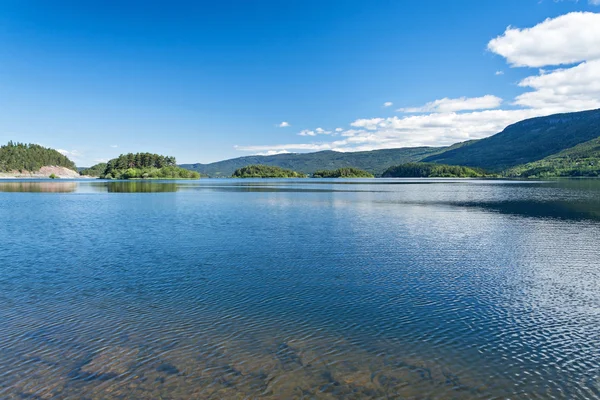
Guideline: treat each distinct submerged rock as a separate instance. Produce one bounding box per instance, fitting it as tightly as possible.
[79,346,140,378]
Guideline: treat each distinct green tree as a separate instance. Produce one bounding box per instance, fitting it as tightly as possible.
[382,163,489,178]
[232,165,307,178]
[0,142,77,172]
[312,167,374,178]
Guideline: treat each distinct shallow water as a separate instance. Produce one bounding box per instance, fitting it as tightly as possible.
[0,178,599,399]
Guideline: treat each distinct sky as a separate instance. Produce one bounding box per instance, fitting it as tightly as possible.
[1,0,599,166]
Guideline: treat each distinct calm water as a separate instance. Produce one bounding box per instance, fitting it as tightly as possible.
[0,178,599,399]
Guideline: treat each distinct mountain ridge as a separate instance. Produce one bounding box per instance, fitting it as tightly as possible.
[181,109,600,177]
[423,109,600,171]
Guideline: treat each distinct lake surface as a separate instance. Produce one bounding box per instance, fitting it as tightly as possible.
[0,178,599,399]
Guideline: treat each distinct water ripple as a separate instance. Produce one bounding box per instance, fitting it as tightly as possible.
[0,179,599,398]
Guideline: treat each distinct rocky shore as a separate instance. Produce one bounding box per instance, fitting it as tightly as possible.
[0,166,82,179]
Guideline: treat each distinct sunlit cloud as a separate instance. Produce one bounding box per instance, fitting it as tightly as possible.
[398,95,503,113]
[237,12,600,155]
[487,12,600,67]
[57,149,82,159]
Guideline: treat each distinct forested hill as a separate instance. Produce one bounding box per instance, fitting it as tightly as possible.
[180,146,456,177]
[423,109,600,171]
[101,153,199,179]
[0,142,77,172]
[505,136,600,178]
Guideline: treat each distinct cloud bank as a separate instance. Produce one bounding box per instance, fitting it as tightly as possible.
[240,12,600,155]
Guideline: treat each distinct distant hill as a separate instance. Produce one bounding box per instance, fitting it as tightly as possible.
[423,109,600,171]
[180,146,461,177]
[183,109,600,178]
[506,137,600,178]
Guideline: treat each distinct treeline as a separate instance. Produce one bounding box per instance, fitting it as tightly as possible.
[79,163,107,177]
[0,141,77,172]
[85,153,200,179]
[312,167,374,178]
[106,166,200,179]
[382,163,488,178]
[105,153,177,172]
[510,166,600,178]
[505,137,600,178]
[232,165,307,178]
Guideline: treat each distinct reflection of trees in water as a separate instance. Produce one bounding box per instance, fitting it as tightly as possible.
[0,182,77,193]
[106,182,178,193]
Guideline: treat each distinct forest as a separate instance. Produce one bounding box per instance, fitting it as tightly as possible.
[232,165,307,178]
[312,167,374,178]
[504,137,600,178]
[79,163,107,177]
[382,163,489,178]
[0,142,77,172]
[100,153,200,179]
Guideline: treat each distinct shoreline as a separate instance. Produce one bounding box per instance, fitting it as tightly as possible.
[0,166,82,179]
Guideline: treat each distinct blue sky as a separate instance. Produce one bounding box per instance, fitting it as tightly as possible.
[1,0,599,166]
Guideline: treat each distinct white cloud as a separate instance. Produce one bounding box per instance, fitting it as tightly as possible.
[495,71,504,76]
[514,60,600,110]
[238,109,554,154]
[57,149,82,159]
[256,150,290,156]
[488,12,600,68]
[110,144,118,148]
[383,101,393,107]
[236,143,330,152]
[298,127,332,136]
[488,13,600,112]
[277,121,291,128]
[351,118,385,130]
[398,95,503,113]
[236,12,600,156]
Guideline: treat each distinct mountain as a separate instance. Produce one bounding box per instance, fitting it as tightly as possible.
[423,109,600,171]
[506,137,600,177]
[180,146,463,177]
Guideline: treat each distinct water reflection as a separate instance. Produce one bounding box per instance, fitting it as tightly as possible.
[104,181,178,193]
[0,181,77,192]
[0,178,600,398]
